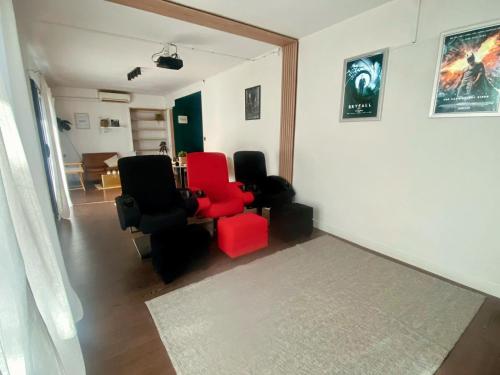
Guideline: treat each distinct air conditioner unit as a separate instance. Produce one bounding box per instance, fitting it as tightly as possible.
[98,90,131,103]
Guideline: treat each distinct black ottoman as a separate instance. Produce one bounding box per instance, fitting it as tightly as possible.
[270,202,313,241]
[150,224,211,283]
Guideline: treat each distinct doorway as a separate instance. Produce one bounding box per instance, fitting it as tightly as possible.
[172,91,204,153]
[30,78,58,217]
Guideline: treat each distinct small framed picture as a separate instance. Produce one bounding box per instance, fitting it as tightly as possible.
[340,49,388,122]
[100,118,110,128]
[75,113,90,129]
[430,21,500,117]
[245,85,261,120]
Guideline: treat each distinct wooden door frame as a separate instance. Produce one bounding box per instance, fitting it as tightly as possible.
[107,0,298,181]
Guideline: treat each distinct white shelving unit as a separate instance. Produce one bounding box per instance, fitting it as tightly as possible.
[130,108,168,156]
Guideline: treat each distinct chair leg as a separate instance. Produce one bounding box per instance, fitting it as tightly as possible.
[132,234,152,259]
[212,218,218,236]
[79,173,86,191]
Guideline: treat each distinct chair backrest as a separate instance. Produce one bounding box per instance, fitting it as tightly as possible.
[118,155,178,214]
[233,151,268,186]
[187,152,230,200]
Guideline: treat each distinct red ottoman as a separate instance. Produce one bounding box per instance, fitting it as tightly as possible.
[217,213,268,258]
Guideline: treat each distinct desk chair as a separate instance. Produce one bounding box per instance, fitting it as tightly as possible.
[64,162,85,191]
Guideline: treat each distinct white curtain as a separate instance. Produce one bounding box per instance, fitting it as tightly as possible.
[39,77,72,219]
[0,0,85,374]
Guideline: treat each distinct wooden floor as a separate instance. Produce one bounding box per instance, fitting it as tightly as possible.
[69,186,121,205]
[58,200,500,375]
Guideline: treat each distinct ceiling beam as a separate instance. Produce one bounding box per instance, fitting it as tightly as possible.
[108,0,299,181]
[106,0,297,46]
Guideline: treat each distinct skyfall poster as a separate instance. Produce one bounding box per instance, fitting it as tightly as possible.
[431,22,500,117]
[341,49,387,121]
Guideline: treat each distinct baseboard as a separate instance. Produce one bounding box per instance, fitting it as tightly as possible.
[313,219,500,299]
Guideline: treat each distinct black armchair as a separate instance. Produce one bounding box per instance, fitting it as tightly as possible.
[116,155,210,280]
[233,151,295,210]
[116,155,197,235]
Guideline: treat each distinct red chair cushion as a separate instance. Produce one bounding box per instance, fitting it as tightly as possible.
[203,198,243,218]
[217,213,268,258]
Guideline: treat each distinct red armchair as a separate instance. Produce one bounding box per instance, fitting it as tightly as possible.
[187,152,254,218]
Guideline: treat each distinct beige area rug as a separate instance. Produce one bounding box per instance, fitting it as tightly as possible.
[146,235,484,375]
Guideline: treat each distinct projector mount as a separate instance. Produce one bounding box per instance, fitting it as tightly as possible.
[151,43,184,70]
[152,43,179,61]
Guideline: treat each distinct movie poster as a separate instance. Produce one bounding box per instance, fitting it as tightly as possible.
[245,85,261,120]
[340,49,388,121]
[431,22,500,117]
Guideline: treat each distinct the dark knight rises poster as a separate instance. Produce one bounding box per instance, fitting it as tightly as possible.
[341,49,388,121]
[431,22,500,117]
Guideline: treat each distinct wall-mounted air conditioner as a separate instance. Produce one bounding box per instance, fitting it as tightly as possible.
[98,90,131,103]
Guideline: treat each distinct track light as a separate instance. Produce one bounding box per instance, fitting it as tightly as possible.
[127,67,142,81]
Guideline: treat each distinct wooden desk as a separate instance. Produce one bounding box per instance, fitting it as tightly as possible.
[101,173,121,189]
[64,162,85,191]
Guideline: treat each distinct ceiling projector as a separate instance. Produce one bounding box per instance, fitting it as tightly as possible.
[155,55,183,70]
[153,43,183,70]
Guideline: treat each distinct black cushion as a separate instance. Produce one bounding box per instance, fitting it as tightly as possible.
[260,176,295,208]
[138,207,187,234]
[271,203,313,241]
[150,224,211,283]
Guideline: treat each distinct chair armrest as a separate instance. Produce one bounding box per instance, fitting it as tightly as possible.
[187,186,207,198]
[228,182,255,205]
[115,195,141,230]
[177,188,193,200]
[232,181,252,192]
[183,187,211,214]
[227,182,244,197]
[176,188,199,217]
[195,197,211,213]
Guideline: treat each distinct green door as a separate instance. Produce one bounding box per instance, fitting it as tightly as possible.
[172,91,204,153]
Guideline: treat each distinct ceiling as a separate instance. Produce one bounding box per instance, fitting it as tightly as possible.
[173,0,394,38]
[13,0,393,95]
[13,0,275,94]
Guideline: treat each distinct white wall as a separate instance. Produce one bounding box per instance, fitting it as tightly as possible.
[294,0,500,297]
[53,87,167,161]
[166,52,282,177]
